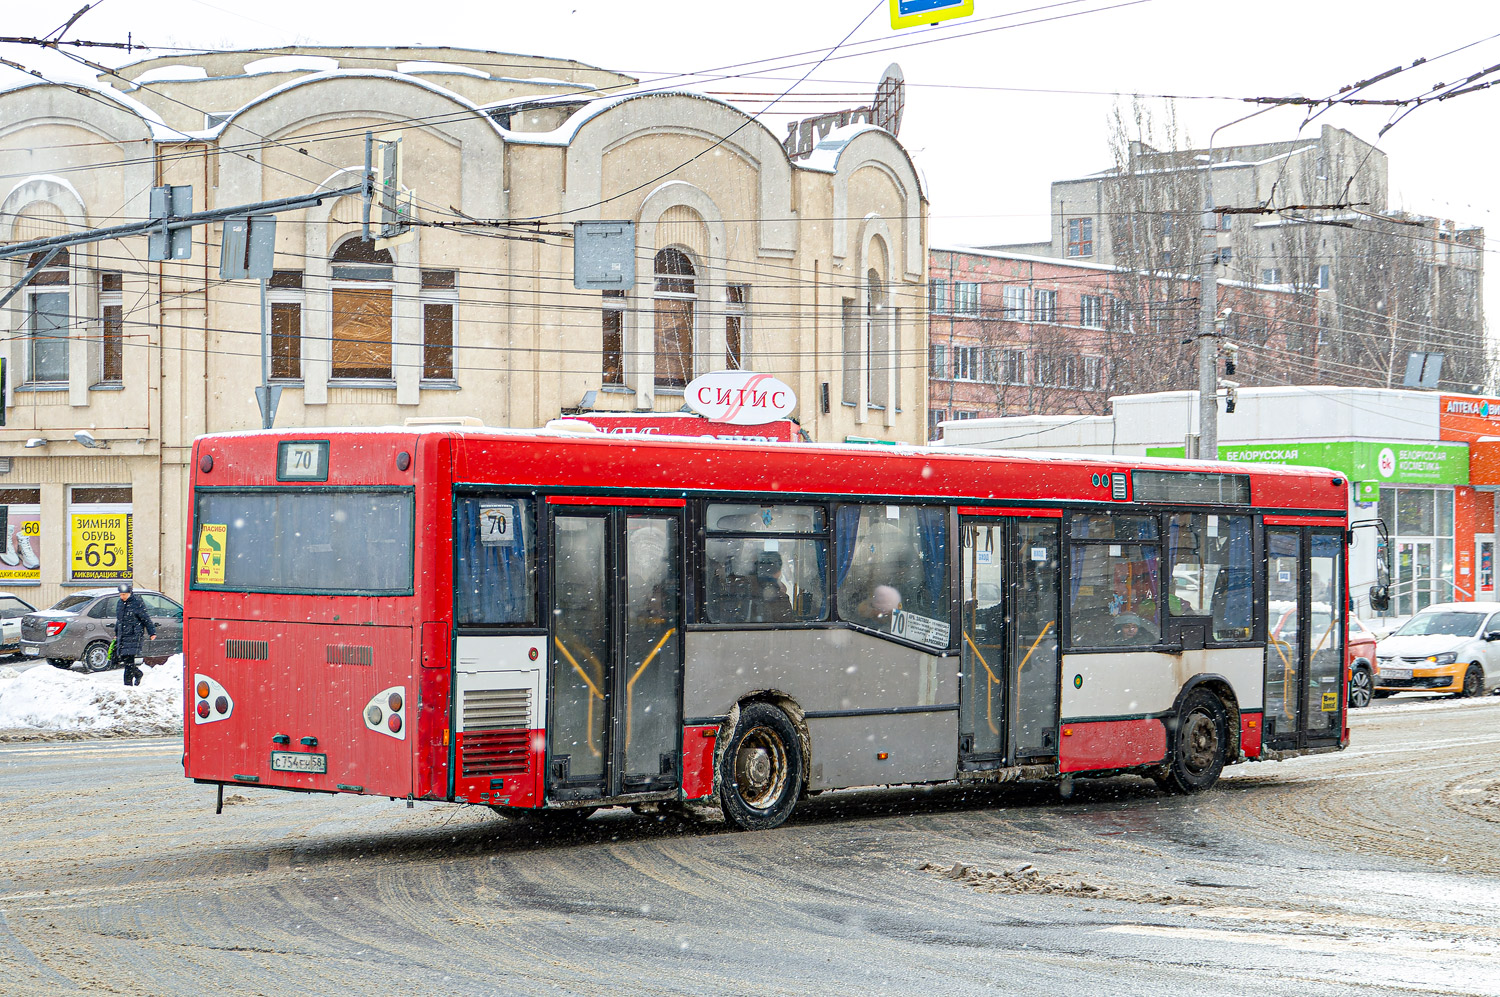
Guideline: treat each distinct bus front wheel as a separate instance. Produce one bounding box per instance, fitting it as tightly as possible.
[719,702,803,831]
[1157,688,1229,795]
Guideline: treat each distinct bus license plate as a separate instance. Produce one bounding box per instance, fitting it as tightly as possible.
[1382,668,1412,680]
[271,751,327,774]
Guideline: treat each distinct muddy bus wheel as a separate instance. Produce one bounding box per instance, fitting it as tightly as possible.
[719,702,803,831]
[1158,688,1229,795]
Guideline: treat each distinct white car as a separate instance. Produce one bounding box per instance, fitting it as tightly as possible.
[1374,602,1500,698]
[0,593,36,653]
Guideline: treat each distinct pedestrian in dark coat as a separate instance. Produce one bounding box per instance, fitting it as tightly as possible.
[113,581,156,687]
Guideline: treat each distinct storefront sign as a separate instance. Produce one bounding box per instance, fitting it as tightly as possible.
[572,413,800,442]
[0,505,41,584]
[1146,440,1469,486]
[70,512,133,580]
[684,371,797,426]
[1439,394,1500,442]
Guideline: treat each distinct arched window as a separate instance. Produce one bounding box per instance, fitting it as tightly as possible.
[330,238,394,380]
[26,248,70,384]
[653,248,695,388]
[867,269,889,408]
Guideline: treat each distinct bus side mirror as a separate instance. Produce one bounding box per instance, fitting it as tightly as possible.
[1368,584,1390,613]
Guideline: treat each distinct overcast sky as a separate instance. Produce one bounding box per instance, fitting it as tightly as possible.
[5,0,1497,323]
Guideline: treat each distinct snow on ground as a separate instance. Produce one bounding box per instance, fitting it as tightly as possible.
[0,655,183,737]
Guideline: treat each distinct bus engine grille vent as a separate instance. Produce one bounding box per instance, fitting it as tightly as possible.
[461,729,530,777]
[224,639,269,661]
[326,644,374,666]
[463,687,532,731]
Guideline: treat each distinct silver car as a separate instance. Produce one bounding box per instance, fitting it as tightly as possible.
[0,593,37,653]
[19,588,184,672]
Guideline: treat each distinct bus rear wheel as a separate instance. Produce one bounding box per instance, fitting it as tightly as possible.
[1157,688,1229,795]
[719,702,803,831]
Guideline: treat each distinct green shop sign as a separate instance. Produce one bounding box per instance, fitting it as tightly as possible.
[1144,440,1469,486]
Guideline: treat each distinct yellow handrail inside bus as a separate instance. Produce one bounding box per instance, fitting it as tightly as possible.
[1268,634,1295,721]
[626,628,677,749]
[962,630,1002,736]
[554,636,604,757]
[1016,620,1055,677]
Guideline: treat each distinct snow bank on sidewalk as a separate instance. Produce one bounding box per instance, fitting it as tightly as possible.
[0,655,183,736]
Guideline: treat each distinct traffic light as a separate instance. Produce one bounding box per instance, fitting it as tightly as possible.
[373,134,413,249]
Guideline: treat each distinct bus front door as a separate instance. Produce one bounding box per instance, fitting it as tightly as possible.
[959,517,1061,768]
[548,507,684,803]
[1263,526,1345,751]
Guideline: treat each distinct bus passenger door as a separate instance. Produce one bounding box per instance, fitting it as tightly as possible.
[1263,526,1344,751]
[959,517,1060,768]
[548,505,683,802]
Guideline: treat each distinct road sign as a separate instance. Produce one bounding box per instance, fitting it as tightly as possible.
[148,185,193,261]
[220,215,277,279]
[890,0,973,30]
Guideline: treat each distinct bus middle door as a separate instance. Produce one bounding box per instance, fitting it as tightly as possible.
[547,500,685,804]
[959,516,1061,769]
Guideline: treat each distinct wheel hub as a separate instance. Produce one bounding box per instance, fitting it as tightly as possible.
[1181,711,1220,773]
[733,726,788,811]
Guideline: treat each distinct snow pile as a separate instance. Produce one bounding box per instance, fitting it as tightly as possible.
[0,655,183,736]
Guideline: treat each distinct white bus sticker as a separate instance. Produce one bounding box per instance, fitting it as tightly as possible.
[892,610,951,648]
[479,503,518,546]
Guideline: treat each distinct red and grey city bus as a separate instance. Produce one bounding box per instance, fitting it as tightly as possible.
[183,427,1351,829]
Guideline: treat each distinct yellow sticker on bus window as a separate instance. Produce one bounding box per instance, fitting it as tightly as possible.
[197,524,227,585]
[1321,690,1337,712]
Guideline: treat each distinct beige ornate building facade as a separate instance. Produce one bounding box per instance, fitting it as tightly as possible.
[0,47,928,606]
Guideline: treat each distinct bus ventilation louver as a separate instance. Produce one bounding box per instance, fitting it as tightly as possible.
[362,687,406,739]
[327,644,374,666]
[461,730,531,778]
[224,639,269,661]
[460,688,533,779]
[462,687,532,731]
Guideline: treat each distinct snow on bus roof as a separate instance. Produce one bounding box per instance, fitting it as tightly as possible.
[194,427,1340,478]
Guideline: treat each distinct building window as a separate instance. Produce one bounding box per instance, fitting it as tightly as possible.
[1219,212,1232,231]
[1261,268,1282,284]
[67,485,132,583]
[1108,297,1131,332]
[420,269,456,381]
[654,248,695,389]
[99,271,122,384]
[1033,288,1057,324]
[867,270,889,408]
[842,297,858,406]
[1317,264,1331,289]
[953,281,980,315]
[25,249,69,384]
[0,488,42,582]
[954,345,980,381]
[929,278,949,314]
[1066,217,1093,257]
[1002,285,1027,320]
[929,344,949,378]
[1000,348,1027,384]
[1080,294,1103,329]
[602,290,625,385]
[268,270,303,380]
[928,410,945,441]
[1084,355,1103,390]
[1160,213,1174,237]
[330,240,394,380]
[1217,247,1233,264]
[726,284,748,370]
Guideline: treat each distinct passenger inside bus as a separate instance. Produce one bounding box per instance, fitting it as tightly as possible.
[850,584,902,630]
[752,550,795,623]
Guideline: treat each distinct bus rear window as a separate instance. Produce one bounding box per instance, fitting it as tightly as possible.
[193,489,414,595]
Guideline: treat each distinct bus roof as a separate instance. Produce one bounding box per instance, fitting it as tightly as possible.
[194,426,1347,514]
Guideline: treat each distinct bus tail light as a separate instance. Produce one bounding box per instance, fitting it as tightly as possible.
[363,686,406,741]
[193,674,233,725]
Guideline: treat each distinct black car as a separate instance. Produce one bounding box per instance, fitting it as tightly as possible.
[19,588,184,672]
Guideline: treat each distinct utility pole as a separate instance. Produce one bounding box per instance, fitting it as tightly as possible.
[1197,156,1219,461]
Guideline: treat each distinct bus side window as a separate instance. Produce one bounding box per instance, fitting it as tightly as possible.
[703,504,829,625]
[454,496,537,626]
[834,504,949,646]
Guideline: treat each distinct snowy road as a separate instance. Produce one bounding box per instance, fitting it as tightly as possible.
[0,698,1498,995]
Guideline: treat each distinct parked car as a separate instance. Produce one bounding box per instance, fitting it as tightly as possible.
[0,593,36,653]
[19,588,184,672]
[1269,602,1381,708]
[1347,616,1379,708]
[1374,602,1500,698]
